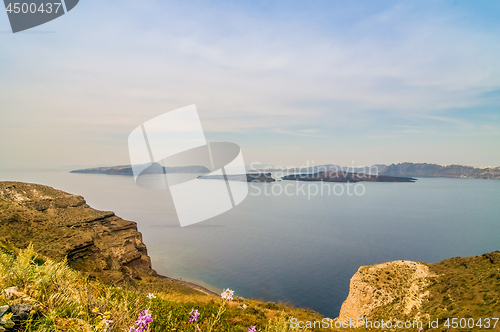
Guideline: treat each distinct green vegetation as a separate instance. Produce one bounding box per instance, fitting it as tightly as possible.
[418,252,500,330]
[355,253,500,331]
[0,242,498,332]
[0,244,320,332]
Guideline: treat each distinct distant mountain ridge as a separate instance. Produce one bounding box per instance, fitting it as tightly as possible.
[251,162,500,180]
[379,162,500,179]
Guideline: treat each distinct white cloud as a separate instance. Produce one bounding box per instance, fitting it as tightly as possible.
[1,1,500,168]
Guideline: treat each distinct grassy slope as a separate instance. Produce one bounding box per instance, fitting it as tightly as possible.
[358,252,500,331]
[420,252,500,330]
[0,243,323,332]
[0,182,325,331]
[6,243,499,332]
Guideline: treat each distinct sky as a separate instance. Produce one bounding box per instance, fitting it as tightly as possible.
[1,0,500,170]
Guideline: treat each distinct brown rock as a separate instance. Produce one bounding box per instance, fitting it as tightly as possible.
[0,181,156,285]
[337,261,434,324]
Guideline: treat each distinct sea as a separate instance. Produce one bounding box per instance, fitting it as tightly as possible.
[1,170,499,318]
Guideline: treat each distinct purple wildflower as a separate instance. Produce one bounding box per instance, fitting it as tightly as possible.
[221,288,234,301]
[103,320,113,331]
[247,325,257,332]
[129,310,153,332]
[188,309,200,323]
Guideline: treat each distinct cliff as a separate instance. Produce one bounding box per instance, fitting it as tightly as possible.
[0,182,326,331]
[0,181,158,285]
[338,251,500,328]
[338,261,434,323]
[380,162,500,179]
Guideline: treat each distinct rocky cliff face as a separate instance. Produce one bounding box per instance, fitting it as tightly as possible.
[338,261,434,323]
[337,251,500,326]
[0,182,156,284]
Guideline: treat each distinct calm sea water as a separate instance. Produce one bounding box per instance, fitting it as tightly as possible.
[1,171,499,318]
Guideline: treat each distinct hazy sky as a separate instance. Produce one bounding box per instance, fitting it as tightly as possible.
[1,0,500,170]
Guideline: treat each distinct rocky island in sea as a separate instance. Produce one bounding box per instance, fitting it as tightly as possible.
[70,163,210,175]
[198,173,275,182]
[282,171,416,182]
[71,162,500,181]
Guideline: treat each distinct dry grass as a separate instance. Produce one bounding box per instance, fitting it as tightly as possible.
[0,244,316,332]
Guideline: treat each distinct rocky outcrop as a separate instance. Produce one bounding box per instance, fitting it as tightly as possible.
[0,287,37,331]
[380,162,500,179]
[337,251,500,326]
[338,261,434,323]
[0,182,156,284]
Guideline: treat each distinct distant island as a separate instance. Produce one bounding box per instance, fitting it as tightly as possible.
[70,162,500,180]
[70,163,210,175]
[198,173,275,182]
[282,171,415,182]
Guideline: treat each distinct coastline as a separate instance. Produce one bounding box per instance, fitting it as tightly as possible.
[157,274,219,296]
